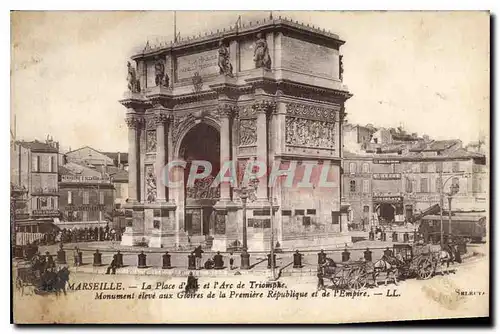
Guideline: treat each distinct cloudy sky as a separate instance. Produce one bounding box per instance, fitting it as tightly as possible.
[11,11,489,152]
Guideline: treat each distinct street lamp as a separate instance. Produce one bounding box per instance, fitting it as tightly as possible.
[439,171,461,247]
[234,186,252,269]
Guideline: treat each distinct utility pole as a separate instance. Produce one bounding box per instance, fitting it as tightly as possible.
[269,185,276,280]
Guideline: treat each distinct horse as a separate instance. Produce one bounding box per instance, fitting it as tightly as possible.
[437,245,455,275]
[54,267,71,296]
[372,254,403,286]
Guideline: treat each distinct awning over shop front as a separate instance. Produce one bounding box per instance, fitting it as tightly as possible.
[53,220,108,230]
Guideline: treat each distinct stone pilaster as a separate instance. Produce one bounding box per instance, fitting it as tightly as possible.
[125,112,143,203]
[251,100,276,201]
[216,103,237,202]
[154,112,170,202]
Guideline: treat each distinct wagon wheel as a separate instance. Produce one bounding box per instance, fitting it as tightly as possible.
[417,257,434,280]
[347,267,368,290]
[329,269,347,289]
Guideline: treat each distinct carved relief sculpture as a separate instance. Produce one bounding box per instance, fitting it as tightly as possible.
[186,175,220,199]
[146,130,157,152]
[239,119,257,145]
[145,165,157,203]
[126,61,141,93]
[253,33,272,69]
[218,40,233,77]
[285,117,336,149]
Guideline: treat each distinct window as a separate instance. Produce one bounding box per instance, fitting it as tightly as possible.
[420,178,429,193]
[435,178,442,193]
[420,163,428,173]
[331,211,340,224]
[362,163,370,173]
[349,180,356,192]
[32,156,40,172]
[349,162,357,174]
[405,177,413,193]
[68,191,72,204]
[82,211,88,222]
[362,179,370,193]
[83,191,89,204]
[436,162,443,173]
[99,191,104,205]
[49,156,54,172]
[452,162,460,173]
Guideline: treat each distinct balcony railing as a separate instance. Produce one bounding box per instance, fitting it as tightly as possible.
[31,187,59,195]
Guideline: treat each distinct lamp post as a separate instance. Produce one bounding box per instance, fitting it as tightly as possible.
[439,171,461,247]
[235,186,251,269]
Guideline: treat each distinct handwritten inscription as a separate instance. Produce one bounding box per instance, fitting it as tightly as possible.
[177,50,218,80]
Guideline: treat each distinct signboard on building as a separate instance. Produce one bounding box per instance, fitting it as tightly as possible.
[372,196,403,203]
[373,159,401,164]
[60,175,111,184]
[373,173,401,180]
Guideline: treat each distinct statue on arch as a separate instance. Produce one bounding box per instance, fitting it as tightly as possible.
[253,32,271,70]
[127,61,141,93]
[154,56,169,87]
[218,40,233,77]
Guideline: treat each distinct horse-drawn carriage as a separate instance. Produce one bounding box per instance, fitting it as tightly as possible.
[15,256,70,296]
[318,240,457,290]
[391,242,456,280]
[318,258,370,290]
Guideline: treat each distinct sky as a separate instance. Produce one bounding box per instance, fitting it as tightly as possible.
[10,11,490,152]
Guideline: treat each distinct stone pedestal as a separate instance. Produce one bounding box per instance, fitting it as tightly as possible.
[211,201,240,251]
[147,202,177,248]
[121,204,146,246]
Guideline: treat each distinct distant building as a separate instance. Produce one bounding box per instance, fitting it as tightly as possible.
[58,162,115,230]
[10,138,60,234]
[342,127,488,229]
[65,146,128,170]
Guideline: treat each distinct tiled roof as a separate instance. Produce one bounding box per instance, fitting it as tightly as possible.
[106,166,128,182]
[102,152,128,164]
[17,140,58,153]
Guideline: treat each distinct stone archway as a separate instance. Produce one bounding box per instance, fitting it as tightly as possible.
[177,122,221,238]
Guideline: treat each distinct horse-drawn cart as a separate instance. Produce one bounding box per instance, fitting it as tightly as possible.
[319,259,369,290]
[15,261,41,295]
[392,242,452,280]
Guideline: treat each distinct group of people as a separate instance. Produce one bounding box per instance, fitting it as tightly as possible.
[191,245,236,270]
[57,224,122,244]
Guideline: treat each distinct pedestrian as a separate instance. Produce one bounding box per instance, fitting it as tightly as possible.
[106,255,117,275]
[317,272,326,291]
[193,245,204,270]
[229,252,234,270]
[73,247,80,266]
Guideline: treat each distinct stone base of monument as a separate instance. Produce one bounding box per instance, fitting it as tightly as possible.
[211,236,228,252]
[148,229,176,248]
[248,232,266,252]
[281,233,353,251]
[120,227,145,247]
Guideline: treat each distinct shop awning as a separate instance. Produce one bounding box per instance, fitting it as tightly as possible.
[53,220,108,230]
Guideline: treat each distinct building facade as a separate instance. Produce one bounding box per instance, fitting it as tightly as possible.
[10,139,60,232]
[120,18,352,250]
[342,132,488,228]
[58,162,114,229]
